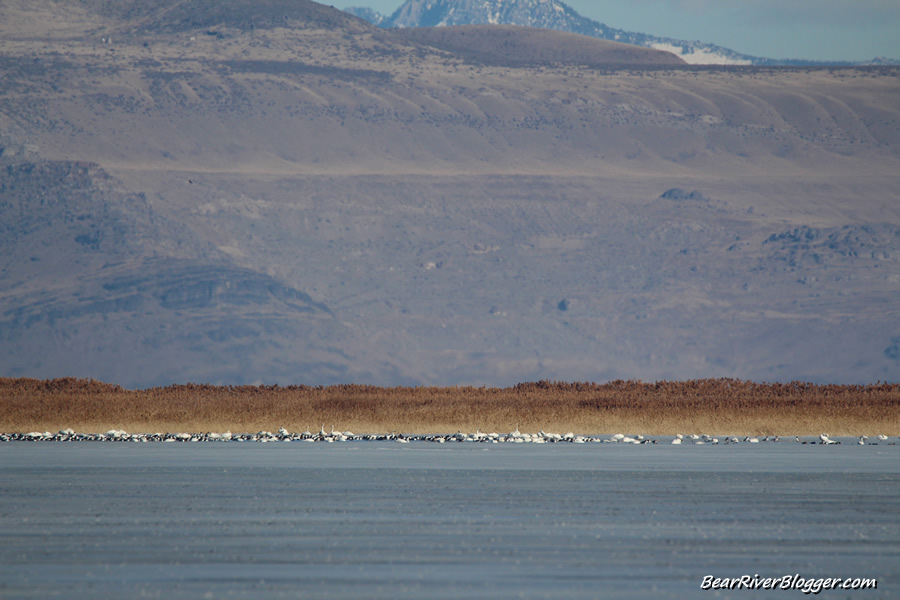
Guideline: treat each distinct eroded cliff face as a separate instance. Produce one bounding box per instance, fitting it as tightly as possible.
[1,0,899,387]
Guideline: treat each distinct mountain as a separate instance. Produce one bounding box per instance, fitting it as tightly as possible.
[1,0,899,387]
[354,0,757,65]
[345,6,386,26]
[350,0,891,66]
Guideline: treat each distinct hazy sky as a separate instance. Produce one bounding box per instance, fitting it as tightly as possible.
[337,0,900,61]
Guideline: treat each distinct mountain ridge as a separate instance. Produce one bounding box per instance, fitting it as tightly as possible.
[346,0,898,66]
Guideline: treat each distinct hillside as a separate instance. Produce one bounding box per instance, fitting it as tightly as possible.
[1,0,899,387]
[390,25,685,67]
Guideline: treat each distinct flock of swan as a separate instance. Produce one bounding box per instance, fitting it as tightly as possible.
[1,427,894,445]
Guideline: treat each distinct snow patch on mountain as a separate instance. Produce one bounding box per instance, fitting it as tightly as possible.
[650,43,752,66]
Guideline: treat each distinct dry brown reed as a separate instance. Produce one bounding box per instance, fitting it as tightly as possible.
[1,377,898,436]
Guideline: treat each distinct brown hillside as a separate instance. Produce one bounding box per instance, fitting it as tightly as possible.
[390,24,686,67]
[0,0,373,39]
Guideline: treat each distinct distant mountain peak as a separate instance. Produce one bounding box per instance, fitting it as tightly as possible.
[387,0,608,32]
[350,0,882,66]
[356,0,755,64]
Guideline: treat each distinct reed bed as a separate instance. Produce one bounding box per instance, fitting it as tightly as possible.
[1,377,898,436]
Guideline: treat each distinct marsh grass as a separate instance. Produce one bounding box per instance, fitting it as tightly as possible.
[1,377,898,436]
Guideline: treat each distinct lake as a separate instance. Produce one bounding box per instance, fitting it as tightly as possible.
[1,441,897,598]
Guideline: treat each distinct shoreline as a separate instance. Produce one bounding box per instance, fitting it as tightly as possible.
[2,430,894,445]
[2,377,898,437]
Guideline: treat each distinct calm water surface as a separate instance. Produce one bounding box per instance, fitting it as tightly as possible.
[1,442,897,599]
